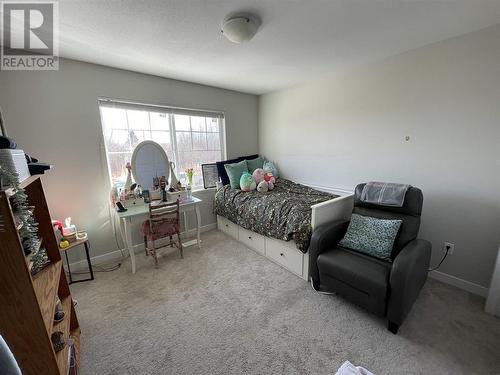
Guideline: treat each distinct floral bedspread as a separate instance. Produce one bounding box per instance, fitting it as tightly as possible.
[214,179,337,252]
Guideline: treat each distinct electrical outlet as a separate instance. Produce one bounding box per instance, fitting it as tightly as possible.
[443,242,454,255]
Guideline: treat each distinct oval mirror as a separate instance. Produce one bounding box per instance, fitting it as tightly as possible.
[131,140,170,190]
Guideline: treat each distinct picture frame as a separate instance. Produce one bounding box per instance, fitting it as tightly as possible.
[201,163,218,189]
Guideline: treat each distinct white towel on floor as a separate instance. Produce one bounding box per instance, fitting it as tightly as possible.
[335,361,376,375]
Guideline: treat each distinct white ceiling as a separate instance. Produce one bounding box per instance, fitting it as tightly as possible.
[58,0,500,94]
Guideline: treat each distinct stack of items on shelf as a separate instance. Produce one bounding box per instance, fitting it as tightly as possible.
[0,135,51,184]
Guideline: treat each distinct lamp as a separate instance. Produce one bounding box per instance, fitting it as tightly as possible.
[221,14,260,43]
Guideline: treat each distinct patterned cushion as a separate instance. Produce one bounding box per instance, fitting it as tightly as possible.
[224,160,249,189]
[141,220,179,240]
[339,214,402,260]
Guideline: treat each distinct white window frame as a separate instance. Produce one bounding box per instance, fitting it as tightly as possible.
[98,98,226,189]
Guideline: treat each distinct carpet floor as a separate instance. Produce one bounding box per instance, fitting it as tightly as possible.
[70,230,500,375]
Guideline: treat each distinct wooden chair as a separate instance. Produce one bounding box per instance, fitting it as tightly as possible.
[141,200,183,267]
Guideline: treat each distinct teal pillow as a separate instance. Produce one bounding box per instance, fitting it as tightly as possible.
[246,156,264,173]
[339,214,402,260]
[224,160,249,189]
[263,160,279,178]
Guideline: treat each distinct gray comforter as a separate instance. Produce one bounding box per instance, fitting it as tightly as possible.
[214,179,337,252]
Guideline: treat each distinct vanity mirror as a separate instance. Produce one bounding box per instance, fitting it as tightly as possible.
[131,140,170,191]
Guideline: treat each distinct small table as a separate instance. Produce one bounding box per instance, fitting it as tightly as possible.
[59,238,95,284]
[116,197,202,274]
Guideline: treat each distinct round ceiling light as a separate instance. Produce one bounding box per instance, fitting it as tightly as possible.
[221,15,260,44]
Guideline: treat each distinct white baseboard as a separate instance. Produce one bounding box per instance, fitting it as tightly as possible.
[65,223,216,272]
[429,270,489,297]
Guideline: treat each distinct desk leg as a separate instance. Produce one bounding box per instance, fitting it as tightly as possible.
[183,211,188,239]
[84,241,95,281]
[123,217,136,274]
[195,204,201,249]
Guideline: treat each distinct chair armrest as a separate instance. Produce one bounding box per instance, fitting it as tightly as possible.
[309,219,349,287]
[388,239,432,325]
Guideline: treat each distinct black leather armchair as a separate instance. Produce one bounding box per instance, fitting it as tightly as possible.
[309,183,431,334]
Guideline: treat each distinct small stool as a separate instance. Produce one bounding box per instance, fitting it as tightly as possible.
[59,239,94,284]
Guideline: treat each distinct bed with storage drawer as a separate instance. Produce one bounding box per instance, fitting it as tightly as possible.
[215,179,353,280]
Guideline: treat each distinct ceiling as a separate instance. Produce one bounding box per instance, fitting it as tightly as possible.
[57,0,500,94]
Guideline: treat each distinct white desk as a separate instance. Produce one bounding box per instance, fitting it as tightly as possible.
[116,197,202,273]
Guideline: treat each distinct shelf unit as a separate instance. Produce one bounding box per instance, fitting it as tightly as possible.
[0,175,81,374]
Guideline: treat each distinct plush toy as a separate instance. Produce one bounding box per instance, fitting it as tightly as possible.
[252,168,265,184]
[263,172,276,190]
[257,180,268,193]
[240,172,256,191]
[256,172,276,193]
[263,161,279,178]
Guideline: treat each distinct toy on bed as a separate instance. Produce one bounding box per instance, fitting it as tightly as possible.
[264,172,275,190]
[263,161,279,178]
[257,181,268,193]
[252,168,265,184]
[255,171,275,193]
[240,171,256,191]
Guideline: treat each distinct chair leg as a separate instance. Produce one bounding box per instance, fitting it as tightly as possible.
[170,235,173,247]
[152,239,159,268]
[143,236,148,256]
[177,233,183,259]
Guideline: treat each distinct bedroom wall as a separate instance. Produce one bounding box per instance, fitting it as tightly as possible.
[259,24,500,293]
[0,58,258,264]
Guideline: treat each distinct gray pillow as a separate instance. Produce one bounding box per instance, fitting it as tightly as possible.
[246,156,264,173]
[339,214,402,260]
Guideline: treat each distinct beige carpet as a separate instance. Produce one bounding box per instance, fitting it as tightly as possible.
[70,230,500,375]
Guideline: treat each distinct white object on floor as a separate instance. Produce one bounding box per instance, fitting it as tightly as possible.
[485,245,500,317]
[335,361,375,375]
[116,197,202,273]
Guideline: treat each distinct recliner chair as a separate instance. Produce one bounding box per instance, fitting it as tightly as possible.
[309,183,431,334]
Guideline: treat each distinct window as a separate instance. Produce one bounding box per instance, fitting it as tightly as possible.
[98,100,225,188]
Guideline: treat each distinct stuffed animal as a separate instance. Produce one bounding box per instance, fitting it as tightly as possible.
[252,168,265,184]
[256,172,276,193]
[257,180,268,193]
[263,172,276,190]
[240,172,256,191]
[263,161,279,178]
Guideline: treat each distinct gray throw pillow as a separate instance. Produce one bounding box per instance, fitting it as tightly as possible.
[246,156,264,173]
[339,214,402,260]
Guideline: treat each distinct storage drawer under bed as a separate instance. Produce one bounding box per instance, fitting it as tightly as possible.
[217,216,238,239]
[238,227,265,255]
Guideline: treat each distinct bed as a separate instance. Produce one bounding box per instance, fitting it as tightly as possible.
[215,178,354,280]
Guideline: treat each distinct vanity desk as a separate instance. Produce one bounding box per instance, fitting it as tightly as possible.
[116,197,202,274]
[115,139,203,273]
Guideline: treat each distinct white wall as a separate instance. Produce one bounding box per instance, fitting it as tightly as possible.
[0,58,258,262]
[259,24,500,290]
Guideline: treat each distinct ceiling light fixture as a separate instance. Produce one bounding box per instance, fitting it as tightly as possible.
[221,14,260,44]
